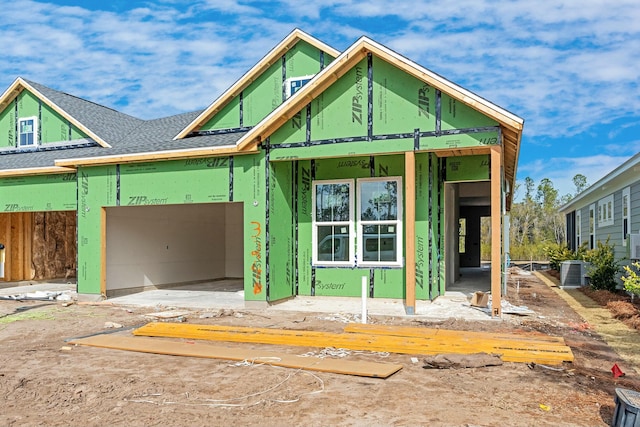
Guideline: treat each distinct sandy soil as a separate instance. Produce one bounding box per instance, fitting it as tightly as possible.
[1,270,639,427]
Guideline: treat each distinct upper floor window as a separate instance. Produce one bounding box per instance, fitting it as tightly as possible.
[598,194,614,227]
[18,117,38,149]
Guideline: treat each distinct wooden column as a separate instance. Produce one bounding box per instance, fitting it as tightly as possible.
[404,151,416,314]
[490,146,502,317]
[100,208,107,297]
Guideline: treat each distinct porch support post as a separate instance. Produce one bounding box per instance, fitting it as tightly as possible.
[490,145,502,317]
[405,150,416,314]
[100,208,107,297]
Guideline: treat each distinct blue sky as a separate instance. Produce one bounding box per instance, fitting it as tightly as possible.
[2,0,639,200]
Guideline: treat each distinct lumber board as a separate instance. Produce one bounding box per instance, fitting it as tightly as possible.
[344,324,567,344]
[133,323,574,365]
[69,335,402,378]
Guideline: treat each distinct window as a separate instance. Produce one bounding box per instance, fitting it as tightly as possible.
[284,75,315,98]
[623,187,630,246]
[312,180,354,266]
[598,195,614,227]
[312,176,403,268]
[576,211,581,247]
[357,177,403,267]
[459,218,466,253]
[18,117,38,149]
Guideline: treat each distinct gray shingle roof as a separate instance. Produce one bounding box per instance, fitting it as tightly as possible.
[0,80,247,171]
[24,79,144,145]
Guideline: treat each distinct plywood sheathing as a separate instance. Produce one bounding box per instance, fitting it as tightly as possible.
[174,29,341,140]
[69,335,403,378]
[0,77,111,148]
[133,322,574,365]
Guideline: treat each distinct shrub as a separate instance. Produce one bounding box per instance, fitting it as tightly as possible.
[583,238,623,292]
[543,243,575,271]
[621,261,640,297]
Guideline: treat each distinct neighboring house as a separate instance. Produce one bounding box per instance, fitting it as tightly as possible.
[0,30,524,316]
[560,152,640,268]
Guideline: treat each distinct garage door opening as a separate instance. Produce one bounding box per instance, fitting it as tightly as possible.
[105,203,243,297]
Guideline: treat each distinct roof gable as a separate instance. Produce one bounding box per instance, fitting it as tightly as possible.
[236,36,524,188]
[174,29,340,139]
[0,78,144,149]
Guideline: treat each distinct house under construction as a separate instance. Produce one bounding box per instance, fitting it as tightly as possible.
[0,30,524,316]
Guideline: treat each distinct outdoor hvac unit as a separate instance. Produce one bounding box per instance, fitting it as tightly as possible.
[560,260,589,289]
[629,234,640,260]
[284,75,315,99]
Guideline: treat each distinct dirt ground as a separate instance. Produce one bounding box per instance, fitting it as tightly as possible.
[2,269,640,427]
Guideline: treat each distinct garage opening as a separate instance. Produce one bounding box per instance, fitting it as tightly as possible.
[105,203,243,297]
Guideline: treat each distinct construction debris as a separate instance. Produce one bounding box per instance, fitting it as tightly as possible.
[423,353,503,369]
[0,291,73,301]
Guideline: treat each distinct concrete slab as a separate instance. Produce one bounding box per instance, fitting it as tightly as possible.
[0,276,495,321]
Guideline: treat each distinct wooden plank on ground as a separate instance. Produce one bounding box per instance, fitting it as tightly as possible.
[133,323,574,365]
[344,324,567,344]
[69,335,402,378]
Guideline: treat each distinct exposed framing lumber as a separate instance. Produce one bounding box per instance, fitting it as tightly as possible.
[133,323,574,365]
[55,145,257,168]
[174,29,341,140]
[490,145,502,317]
[404,151,416,314]
[0,166,77,178]
[0,78,112,148]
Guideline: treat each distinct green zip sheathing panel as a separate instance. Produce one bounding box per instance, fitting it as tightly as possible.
[446,155,490,182]
[268,161,295,301]
[419,131,499,150]
[0,106,16,148]
[414,153,431,300]
[201,40,331,132]
[242,62,282,128]
[0,90,88,148]
[296,160,313,296]
[0,173,77,212]
[292,155,409,298]
[233,153,267,301]
[201,98,240,131]
[270,139,415,161]
[286,40,330,78]
[310,58,369,141]
[372,56,435,135]
[440,92,498,130]
[77,165,116,294]
[119,159,230,205]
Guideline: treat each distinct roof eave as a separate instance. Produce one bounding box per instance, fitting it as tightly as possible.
[54,145,258,168]
[0,166,77,178]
